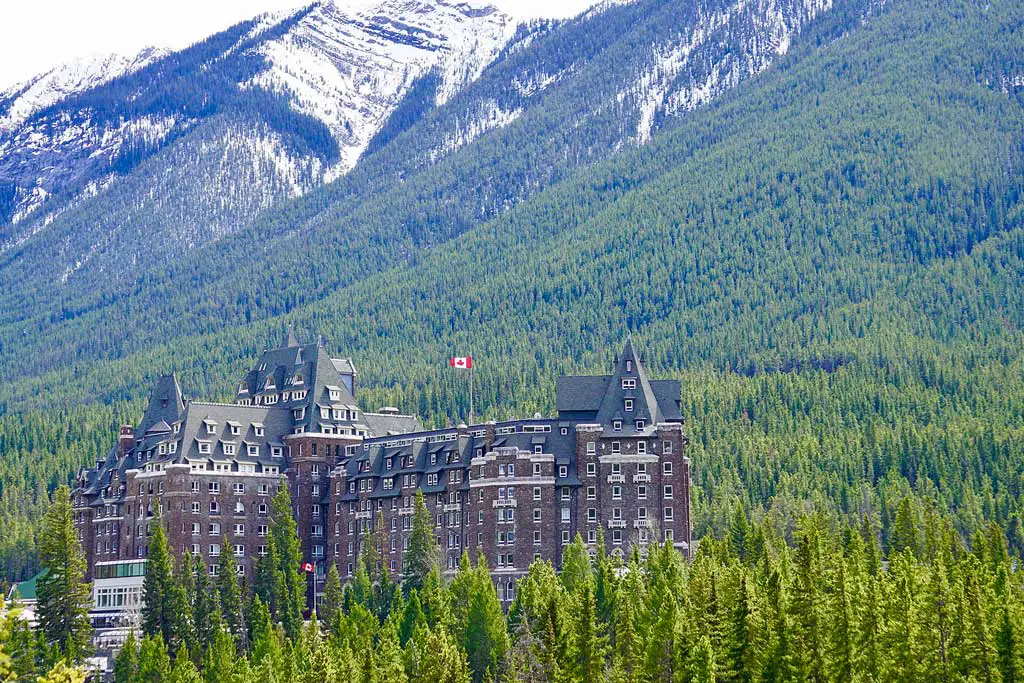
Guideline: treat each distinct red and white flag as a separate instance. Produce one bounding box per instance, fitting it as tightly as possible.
[300,562,314,573]
[449,356,473,369]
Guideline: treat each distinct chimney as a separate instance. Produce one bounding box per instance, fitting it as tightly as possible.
[378,406,400,415]
[119,425,134,457]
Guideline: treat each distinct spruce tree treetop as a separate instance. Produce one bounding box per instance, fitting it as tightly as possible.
[403,490,438,595]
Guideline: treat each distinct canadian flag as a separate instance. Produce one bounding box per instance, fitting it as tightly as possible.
[449,356,473,369]
[300,562,314,573]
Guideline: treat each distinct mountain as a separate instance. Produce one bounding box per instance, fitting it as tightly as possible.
[0,0,515,243]
[3,0,1024,582]
[0,0,839,388]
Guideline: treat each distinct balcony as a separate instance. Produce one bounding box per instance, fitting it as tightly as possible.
[397,507,414,516]
[607,474,625,484]
[634,519,654,529]
[633,474,651,483]
[443,503,461,512]
[607,520,626,529]
[492,499,517,508]
[354,510,371,520]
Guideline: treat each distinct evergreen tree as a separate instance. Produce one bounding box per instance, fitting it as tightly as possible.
[203,628,236,683]
[34,660,86,683]
[113,631,139,683]
[403,490,438,595]
[890,498,920,559]
[137,634,171,683]
[35,485,91,663]
[216,541,248,652]
[566,574,606,682]
[418,627,471,683]
[320,562,344,635]
[462,556,509,683]
[170,644,203,683]
[268,485,305,641]
[141,517,174,643]
[192,554,221,658]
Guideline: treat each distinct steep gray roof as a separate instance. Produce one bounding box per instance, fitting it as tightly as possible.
[137,374,185,435]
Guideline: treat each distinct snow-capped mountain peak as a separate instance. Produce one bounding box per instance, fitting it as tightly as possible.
[244,0,516,170]
[0,47,168,131]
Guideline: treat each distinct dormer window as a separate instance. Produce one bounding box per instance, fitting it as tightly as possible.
[238,383,249,395]
[636,419,646,430]
[253,424,264,437]
[622,378,636,389]
[264,377,275,391]
[229,422,241,436]
[613,420,622,432]
[223,443,236,456]
[248,445,259,457]
[292,373,304,386]
[624,399,633,412]
[205,421,216,435]
[198,442,211,454]
[328,388,341,401]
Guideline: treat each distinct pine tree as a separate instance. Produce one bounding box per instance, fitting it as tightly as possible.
[559,535,590,596]
[320,562,344,635]
[141,517,174,643]
[418,627,471,683]
[403,490,438,595]
[463,556,510,683]
[170,644,203,683]
[203,627,236,683]
[690,634,716,683]
[0,597,16,683]
[216,541,247,652]
[790,530,825,683]
[36,484,91,663]
[567,574,606,682]
[268,485,305,641]
[890,498,920,559]
[137,634,171,683]
[192,554,221,658]
[113,631,139,683]
[249,595,283,675]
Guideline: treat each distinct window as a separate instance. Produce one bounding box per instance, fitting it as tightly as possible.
[665,507,674,521]
[612,486,622,500]
[664,441,673,455]
[612,441,621,454]
[259,483,269,495]
[636,420,646,430]
[199,442,211,454]
[624,399,633,412]
[209,501,220,514]
[233,483,244,495]
[223,443,236,456]
[663,461,673,475]
[209,544,221,556]
[258,504,268,516]
[561,487,570,501]
[191,481,200,493]
[637,441,647,454]
[209,482,220,494]
[613,530,622,545]
[622,378,636,389]
[258,524,268,537]
[209,522,221,536]
[534,530,542,545]
[191,523,200,535]
[191,502,201,514]
[534,445,542,454]
[533,487,541,501]
[587,530,597,544]
[638,507,648,519]
[638,486,647,500]
[234,523,245,536]
[533,508,541,522]
[587,463,596,476]
[561,508,571,523]
[562,530,570,544]
[558,465,567,478]
[587,486,596,500]
[234,545,245,557]
[587,442,596,455]
[613,420,622,432]
[311,464,320,476]
[666,529,674,541]
[533,463,541,476]
[587,508,597,522]
[664,485,673,499]
[248,445,259,457]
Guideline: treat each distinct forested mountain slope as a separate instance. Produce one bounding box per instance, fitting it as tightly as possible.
[0,0,842,387]
[2,0,1024,581]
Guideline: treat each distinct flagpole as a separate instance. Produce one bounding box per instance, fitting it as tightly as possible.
[469,360,474,425]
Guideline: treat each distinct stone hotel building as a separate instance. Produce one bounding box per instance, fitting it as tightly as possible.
[73,332,691,625]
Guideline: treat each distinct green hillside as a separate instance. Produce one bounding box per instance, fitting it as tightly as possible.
[2,0,1024,581]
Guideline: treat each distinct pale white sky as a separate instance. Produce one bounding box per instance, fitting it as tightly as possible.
[0,0,598,92]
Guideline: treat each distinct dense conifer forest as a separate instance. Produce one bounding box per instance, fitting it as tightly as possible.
[0,0,1022,676]
[5,486,1024,682]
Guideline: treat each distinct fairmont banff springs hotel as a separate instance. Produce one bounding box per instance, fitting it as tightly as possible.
[73,333,691,629]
